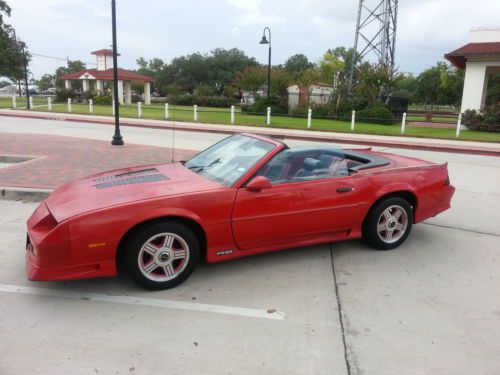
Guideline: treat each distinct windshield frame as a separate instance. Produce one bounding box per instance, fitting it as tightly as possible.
[183,133,284,188]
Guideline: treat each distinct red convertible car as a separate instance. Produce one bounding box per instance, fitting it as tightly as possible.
[26,133,455,290]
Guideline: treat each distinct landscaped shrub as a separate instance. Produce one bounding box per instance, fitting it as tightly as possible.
[289,106,308,117]
[336,97,368,118]
[92,93,113,105]
[55,88,75,102]
[462,107,500,132]
[356,105,395,125]
[311,103,333,117]
[241,95,288,115]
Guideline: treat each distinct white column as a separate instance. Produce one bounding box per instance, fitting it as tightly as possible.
[193,105,198,122]
[400,112,406,134]
[89,99,93,113]
[96,80,103,92]
[48,97,52,111]
[82,79,89,92]
[137,102,142,118]
[144,82,151,105]
[67,98,72,113]
[351,110,356,131]
[117,80,124,105]
[124,81,132,105]
[12,95,16,109]
[266,107,271,125]
[230,105,235,124]
[64,80,72,90]
[460,62,488,111]
[307,107,312,129]
[165,103,169,119]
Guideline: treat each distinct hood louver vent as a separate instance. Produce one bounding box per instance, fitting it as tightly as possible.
[94,168,168,189]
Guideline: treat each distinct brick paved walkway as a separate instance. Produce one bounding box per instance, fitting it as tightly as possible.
[0,133,194,189]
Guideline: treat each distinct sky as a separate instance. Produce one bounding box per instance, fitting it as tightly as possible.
[4,0,500,80]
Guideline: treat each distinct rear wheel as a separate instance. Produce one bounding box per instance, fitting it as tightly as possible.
[125,221,199,290]
[362,197,413,250]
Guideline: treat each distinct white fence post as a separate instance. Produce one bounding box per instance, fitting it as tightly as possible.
[29,96,33,110]
[456,112,462,138]
[137,101,142,118]
[307,107,312,129]
[351,110,356,131]
[401,112,407,134]
[12,95,16,109]
[165,103,169,120]
[67,98,72,113]
[48,97,52,111]
[89,99,93,113]
[230,105,235,124]
[193,105,198,122]
[266,106,271,125]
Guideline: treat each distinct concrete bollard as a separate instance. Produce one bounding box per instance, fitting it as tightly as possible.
[29,96,33,110]
[12,95,16,109]
[266,107,271,125]
[165,103,169,120]
[194,105,198,122]
[307,107,312,129]
[138,102,142,118]
[401,112,407,134]
[67,98,72,113]
[456,112,462,138]
[230,105,235,124]
[48,97,52,111]
[351,110,356,131]
[89,99,93,113]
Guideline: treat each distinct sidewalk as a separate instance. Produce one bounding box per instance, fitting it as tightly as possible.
[1,109,500,157]
[0,133,194,192]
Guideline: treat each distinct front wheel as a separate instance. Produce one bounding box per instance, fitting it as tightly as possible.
[125,221,199,290]
[362,197,413,250]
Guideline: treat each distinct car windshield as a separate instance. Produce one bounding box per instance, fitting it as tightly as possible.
[184,134,276,187]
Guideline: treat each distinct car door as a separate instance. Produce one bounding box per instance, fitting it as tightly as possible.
[231,174,360,250]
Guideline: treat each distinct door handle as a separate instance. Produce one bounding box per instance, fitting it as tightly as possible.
[337,187,353,193]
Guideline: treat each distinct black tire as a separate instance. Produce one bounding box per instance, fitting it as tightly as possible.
[362,197,413,250]
[124,221,199,290]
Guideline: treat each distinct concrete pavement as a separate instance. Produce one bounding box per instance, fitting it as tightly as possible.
[0,115,499,374]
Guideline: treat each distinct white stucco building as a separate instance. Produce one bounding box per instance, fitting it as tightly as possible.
[445,28,500,112]
[58,49,153,105]
[287,83,334,109]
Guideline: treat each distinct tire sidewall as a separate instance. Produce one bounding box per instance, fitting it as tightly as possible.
[125,221,199,290]
[363,197,413,250]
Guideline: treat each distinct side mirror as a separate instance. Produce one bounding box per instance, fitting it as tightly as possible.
[246,176,272,192]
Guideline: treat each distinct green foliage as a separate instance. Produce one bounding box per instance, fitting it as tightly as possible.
[284,54,314,73]
[0,79,11,88]
[55,60,86,89]
[356,105,395,125]
[92,93,112,105]
[193,83,214,96]
[36,74,55,90]
[241,95,288,115]
[55,88,75,102]
[486,74,500,107]
[462,107,500,132]
[166,94,237,107]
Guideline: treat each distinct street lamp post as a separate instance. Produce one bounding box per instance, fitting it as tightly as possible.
[110,0,124,146]
[259,27,271,109]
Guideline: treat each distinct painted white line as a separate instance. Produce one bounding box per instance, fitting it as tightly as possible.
[0,283,285,321]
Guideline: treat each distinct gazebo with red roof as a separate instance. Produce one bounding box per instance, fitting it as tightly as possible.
[445,28,500,112]
[58,49,154,105]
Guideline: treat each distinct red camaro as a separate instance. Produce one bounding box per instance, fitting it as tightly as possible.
[26,133,455,289]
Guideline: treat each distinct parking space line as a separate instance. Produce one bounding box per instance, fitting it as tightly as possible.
[0,283,285,321]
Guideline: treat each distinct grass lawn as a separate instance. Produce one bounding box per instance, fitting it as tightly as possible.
[4,100,500,143]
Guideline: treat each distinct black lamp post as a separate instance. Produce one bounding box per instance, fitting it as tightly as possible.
[259,27,271,109]
[110,0,124,146]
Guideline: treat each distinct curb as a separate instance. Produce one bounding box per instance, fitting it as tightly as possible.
[0,187,53,202]
[1,110,500,157]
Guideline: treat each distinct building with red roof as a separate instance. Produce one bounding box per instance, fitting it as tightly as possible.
[58,49,154,105]
[445,28,500,111]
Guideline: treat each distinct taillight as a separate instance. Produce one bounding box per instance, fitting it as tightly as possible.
[444,175,450,186]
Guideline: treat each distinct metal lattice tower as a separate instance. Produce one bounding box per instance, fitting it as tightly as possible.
[348,0,399,93]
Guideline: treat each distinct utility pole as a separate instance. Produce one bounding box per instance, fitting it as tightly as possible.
[110,0,124,146]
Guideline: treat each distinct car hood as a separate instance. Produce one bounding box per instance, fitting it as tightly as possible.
[45,163,223,222]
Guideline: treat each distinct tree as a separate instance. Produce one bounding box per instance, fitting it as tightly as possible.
[136,57,165,93]
[55,60,86,89]
[0,80,11,88]
[234,66,267,97]
[0,1,29,84]
[284,54,314,74]
[319,51,344,83]
[36,74,55,90]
